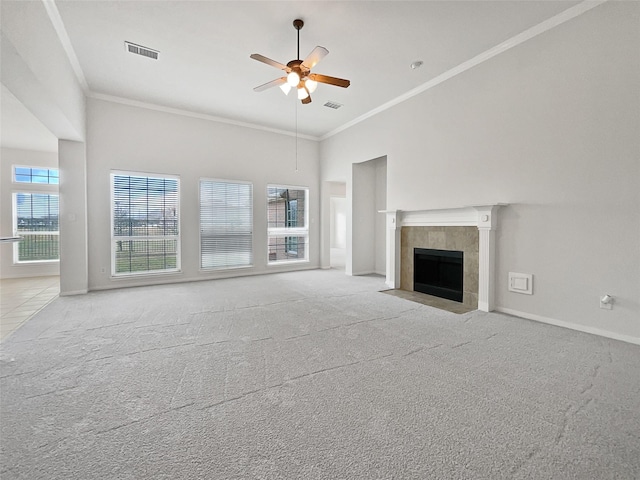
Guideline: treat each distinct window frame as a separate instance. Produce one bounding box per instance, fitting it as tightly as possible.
[110,170,181,277]
[266,184,309,265]
[12,191,60,264]
[199,177,254,271]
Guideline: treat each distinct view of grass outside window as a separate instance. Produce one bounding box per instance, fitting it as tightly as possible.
[13,193,60,262]
[14,166,59,184]
[267,186,308,263]
[200,179,253,269]
[111,173,180,275]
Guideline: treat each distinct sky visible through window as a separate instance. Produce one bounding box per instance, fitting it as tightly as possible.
[14,167,59,185]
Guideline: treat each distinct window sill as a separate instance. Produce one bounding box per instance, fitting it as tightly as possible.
[14,260,60,265]
[110,269,182,280]
[268,259,310,266]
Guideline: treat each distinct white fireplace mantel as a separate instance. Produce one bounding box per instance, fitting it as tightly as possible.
[382,204,505,312]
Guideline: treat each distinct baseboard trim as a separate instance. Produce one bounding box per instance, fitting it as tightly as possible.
[60,289,88,296]
[495,307,640,346]
[89,265,320,292]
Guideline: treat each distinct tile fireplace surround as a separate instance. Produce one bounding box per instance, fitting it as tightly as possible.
[401,226,479,309]
[383,205,504,312]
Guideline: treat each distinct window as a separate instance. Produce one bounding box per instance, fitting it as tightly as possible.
[267,185,308,263]
[200,179,253,269]
[13,193,59,262]
[111,172,180,276]
[14,166,59,184]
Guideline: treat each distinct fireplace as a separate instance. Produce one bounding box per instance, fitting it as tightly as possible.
[384,205,504,312]
[414,248,464,302]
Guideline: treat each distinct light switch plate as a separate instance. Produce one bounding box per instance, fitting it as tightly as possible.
[508,272,533,295]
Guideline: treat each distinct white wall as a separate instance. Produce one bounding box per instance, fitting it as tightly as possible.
[59,140,88,294]
[86,98,320,290]
[0,148,60,278]
[320,2,640,341]
[1,0,85,142]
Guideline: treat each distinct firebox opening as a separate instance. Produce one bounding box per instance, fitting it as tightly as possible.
[414,248,463,303]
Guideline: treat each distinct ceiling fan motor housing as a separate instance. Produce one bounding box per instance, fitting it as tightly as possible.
[287,59,309,76]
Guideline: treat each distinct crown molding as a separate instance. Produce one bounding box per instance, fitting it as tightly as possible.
[88,92,321,141]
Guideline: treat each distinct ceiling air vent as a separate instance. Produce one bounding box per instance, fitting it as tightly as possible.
[124,41,159,60]
[324,101,343,110]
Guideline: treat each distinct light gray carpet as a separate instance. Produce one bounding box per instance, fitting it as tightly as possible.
[1,269,639,479]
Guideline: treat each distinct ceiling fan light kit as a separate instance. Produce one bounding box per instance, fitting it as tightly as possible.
[250,19,350,104]
[297,86,309,100]
[287,70,301,87]
[279,83,292,95]
[305,78,318,93]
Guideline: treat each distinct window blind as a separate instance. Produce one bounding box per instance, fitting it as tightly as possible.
[200,179,253,269]
[111,173,180,275]
[13,193,59,262]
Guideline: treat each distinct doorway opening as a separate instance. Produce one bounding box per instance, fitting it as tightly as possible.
[329,183,346,270]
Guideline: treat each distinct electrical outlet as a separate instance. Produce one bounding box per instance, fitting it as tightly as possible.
[100,267,106,274]
[600,294,614,310]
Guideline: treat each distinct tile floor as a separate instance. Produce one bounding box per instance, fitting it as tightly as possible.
[0,276,60,341]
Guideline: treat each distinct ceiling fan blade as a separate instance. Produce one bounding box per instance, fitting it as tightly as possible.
[250,54,290,72]
[308,73,350,88]
[301,94,312,105]
[301,46,329,70]
[253,77,287,92]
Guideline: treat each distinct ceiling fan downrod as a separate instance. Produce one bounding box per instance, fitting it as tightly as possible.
[285,19,306,88]
[293,19,303,60]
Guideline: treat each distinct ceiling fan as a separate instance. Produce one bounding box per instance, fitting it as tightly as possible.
[250,19,350,104]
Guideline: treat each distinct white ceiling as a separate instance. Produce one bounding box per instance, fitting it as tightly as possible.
[4,0,583,144]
